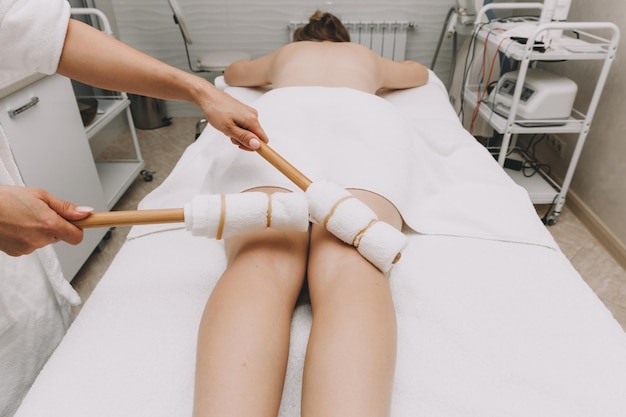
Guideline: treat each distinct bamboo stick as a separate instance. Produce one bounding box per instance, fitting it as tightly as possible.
[72,143,309,229]
[73,208,184,229]
[255,141,312,191]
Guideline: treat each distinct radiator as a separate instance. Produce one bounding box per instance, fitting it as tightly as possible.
[288,21,415,61]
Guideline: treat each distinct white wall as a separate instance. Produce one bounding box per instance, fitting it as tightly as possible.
[105,0,457,116]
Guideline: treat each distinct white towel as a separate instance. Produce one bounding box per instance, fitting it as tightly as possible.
[184,192,309,238]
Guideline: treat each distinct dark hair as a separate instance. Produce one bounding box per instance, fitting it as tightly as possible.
[293,10,350,43]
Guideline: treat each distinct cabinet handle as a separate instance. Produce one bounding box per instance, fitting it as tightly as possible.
[8,96,40,118]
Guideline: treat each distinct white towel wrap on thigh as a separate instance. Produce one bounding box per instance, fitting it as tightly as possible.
[306,181,407,272]
[184,192,309,239]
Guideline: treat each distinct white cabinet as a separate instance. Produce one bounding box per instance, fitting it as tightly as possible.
[0,72,146,279]
[461,4,619,224]
[0,74,108,278]
[77,87,145,209]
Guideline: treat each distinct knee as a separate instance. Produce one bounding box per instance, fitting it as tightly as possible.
[307,225,385,290]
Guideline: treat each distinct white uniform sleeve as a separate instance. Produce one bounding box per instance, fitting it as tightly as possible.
[0,0,71,74]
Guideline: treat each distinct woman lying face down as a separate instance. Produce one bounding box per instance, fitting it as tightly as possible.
[192,10,428,417]
[224,10,428,94]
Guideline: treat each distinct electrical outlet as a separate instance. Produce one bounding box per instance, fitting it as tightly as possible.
[547,135,566,157]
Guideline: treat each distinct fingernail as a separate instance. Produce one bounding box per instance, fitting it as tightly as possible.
[76,206,94,213]
[249,138,260,149]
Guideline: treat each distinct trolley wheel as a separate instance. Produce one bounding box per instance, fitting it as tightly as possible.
[96,228,114,252]
[195,118,207,141]
[140,170,155,182]
[545,212,560,226]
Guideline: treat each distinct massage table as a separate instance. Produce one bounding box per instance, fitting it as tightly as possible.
[14,71,626,417]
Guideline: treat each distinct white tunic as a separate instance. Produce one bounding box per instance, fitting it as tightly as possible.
[0,1,79,415]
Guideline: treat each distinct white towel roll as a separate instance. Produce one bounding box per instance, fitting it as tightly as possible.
[269,192,310,231]
[306,181,407,272]
[184,192,309,239]
[355,221,406,272]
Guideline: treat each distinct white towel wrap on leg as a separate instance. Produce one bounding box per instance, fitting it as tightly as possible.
[306,181,407,272]
[184,192,309,239]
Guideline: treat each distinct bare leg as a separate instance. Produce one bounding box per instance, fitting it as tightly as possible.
[192,190,309,417]
[301,190,401,417]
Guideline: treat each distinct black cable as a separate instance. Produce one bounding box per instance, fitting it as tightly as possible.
[173,14,205,74]
[522,159,551,178]
[432,7,456,70]
[523,133,547,160]
[182,38,204,73]
[458,23,486,123]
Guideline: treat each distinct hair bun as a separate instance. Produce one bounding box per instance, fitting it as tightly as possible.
[309,10,325,22]
[293,10,350,43]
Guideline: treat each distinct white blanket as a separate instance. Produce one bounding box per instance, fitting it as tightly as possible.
[15,232,626,417]
[14,72,626,417]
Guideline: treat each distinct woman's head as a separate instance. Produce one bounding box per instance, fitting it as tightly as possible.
[293,10,350,43]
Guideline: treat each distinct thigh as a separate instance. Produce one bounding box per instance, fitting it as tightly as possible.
[301,191,398,417]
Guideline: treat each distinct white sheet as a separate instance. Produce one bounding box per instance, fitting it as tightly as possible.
[14,72,626,417]
[129,73,555,250]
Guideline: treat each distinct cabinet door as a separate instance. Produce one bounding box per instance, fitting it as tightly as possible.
[0,74,107,280]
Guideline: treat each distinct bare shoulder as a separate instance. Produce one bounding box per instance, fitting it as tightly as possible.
[377,58,429,91]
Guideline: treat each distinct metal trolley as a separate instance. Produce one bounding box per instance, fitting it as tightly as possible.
[461,2,619,225]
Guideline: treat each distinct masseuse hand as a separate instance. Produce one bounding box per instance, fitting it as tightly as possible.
[199,87,269,152]
[0,185,93,256]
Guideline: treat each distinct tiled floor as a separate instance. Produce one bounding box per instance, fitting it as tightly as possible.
[71,117,626,331]
[540,205,626,330]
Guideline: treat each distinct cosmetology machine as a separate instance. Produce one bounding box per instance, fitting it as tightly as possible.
[485,68,577,125]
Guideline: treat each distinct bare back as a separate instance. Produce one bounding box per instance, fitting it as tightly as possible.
[269,42,382,94]
[224,41,428,94]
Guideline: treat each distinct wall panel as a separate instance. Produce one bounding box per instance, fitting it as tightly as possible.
[109,0,456,115]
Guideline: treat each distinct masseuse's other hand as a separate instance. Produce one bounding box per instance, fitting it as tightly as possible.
[0,185,93,256]
[201,88,269,151]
